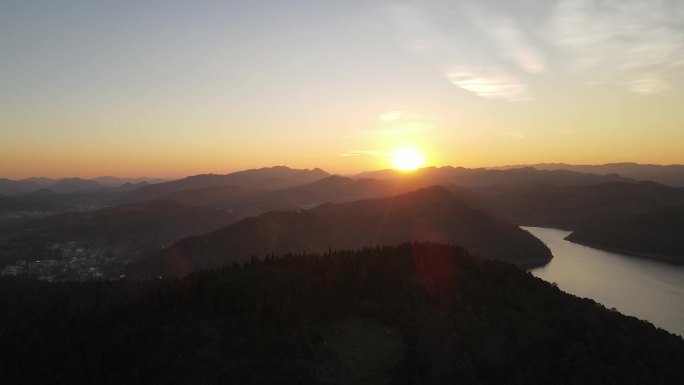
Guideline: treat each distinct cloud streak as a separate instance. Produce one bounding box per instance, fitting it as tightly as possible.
[446,67,532,101]
[546,0,684,94]
[385,0,545,101]
[386,0,684,98]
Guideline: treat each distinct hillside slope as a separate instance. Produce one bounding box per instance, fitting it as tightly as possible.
[2,244,683,384]
[567,205,684,261]
[132,187,552,277]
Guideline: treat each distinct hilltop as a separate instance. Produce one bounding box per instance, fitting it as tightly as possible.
[131,186,551,277]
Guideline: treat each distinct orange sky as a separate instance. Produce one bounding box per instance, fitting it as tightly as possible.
[2,0,684,179]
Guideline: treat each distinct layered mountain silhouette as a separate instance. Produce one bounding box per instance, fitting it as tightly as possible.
[118,166,330,204]
[0,201,236,266]
[354,166,633,187]
[149,166,629,213]
[494,163,684,187]
[0,178,44,195]
[0,177,164,197]
[131,186,552,277]
[155,175,413,210]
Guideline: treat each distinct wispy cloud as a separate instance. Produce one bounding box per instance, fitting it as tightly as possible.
[350,110,435,138]
[546,0,684,94]
[446,67,532,101]
[385,0,544,101]
[339,149,388,157]
[488,21,547,74]
[386,0,683,98]
[629,75,670,95]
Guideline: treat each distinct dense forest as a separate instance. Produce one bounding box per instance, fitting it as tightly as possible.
[2,243,683,384]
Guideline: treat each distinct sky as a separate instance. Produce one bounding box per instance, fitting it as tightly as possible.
[1,0,684,178]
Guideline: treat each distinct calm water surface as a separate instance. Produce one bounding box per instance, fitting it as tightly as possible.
[525,226,684,337]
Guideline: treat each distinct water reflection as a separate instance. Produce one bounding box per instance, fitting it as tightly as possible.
[526,227,684,337]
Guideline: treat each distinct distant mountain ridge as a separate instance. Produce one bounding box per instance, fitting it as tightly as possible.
[118,166,330,204]
[492,163,684,187]
[0,178,44,195]
[0,176,166,196]
[131,186,552,277]
[354,166,633,187]
[151,167,634,214]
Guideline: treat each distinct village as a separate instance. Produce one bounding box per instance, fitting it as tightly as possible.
[0,242,125,281]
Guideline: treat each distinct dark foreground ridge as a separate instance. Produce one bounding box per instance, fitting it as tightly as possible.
[1,243,683,385]
[131,186,552,277]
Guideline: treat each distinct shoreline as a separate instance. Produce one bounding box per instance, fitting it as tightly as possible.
[564,237,684,265]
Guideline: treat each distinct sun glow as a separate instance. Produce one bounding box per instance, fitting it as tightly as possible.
[391,147,425,171]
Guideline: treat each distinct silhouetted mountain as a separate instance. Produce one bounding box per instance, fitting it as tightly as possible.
[354,166,633,188]
[258,175,406,208]
[474,181,684,230]
[132,187,552,277]
[50,178,103,193]
[567,205,684,261]
[159,175,408,209]
[21,177,57,186]
[494,162,684,187]
[2,244,683,384]
[0,201,236,266]
[118,166,330,204]
[150,176,476,231]
[0,178,44,195]
[92,176,168,187]
[99,181,150,193]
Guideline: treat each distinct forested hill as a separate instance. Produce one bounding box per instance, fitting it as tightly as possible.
[131,186,552,277]
[1,243,683,384]
[566,205,684,260]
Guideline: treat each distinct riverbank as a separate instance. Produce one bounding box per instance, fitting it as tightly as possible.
[564,236,684,265]
[525,226,684,337]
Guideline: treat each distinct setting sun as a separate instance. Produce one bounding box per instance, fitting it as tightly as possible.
[391,147,425,171]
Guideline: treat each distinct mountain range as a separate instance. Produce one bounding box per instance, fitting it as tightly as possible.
[3,164,684,269]
[117,166,330,204]
[493,163,684,187]
[0,200,237,269]
[0,176,163,196]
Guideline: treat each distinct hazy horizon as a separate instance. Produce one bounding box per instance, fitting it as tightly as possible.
[3,161,684,181]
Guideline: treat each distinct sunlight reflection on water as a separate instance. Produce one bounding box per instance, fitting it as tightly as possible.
[525,226,684,337]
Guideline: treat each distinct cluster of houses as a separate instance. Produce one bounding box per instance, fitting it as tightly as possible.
[0,242,125,281]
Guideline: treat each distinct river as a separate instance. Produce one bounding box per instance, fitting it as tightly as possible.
[525,226,684,337]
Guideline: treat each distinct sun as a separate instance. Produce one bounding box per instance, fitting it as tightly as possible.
[391,146,425,171]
